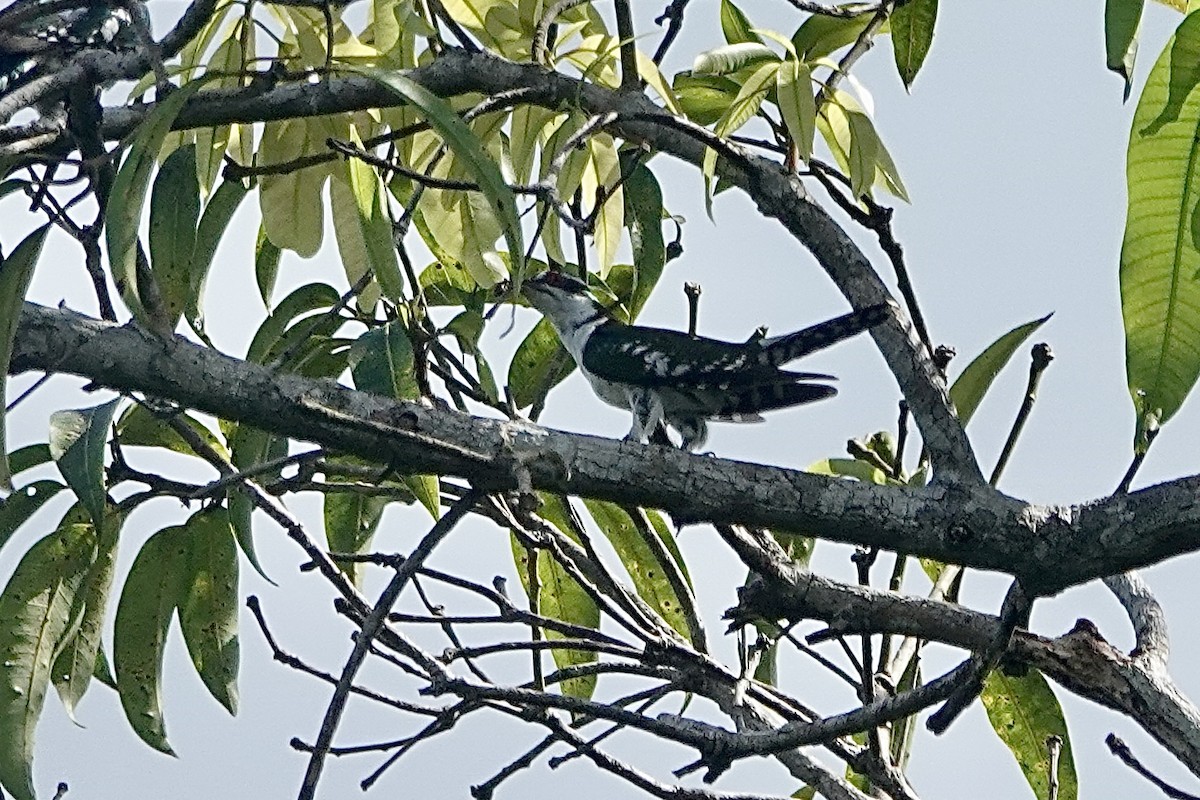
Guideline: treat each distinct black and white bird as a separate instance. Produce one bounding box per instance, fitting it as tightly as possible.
[0,1,144,91]
[522,270,890,451]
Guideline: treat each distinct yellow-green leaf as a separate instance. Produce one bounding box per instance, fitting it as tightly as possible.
[1121,12,1200,429]
[982,669,1078,800]
[776,59,816,160]
[949,314,1052,427]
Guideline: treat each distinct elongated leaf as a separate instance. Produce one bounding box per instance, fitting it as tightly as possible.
[179,508,239,714]
[116,404,227,458]
[721,0,763,45]
[692,42,776,76]
[49,399,121,534]
[791,12,875,60]
[114,526,188,754]
[982,669,1078,800]
[672,72,741,125]
[106,80,207,329]
[621,159,666,319]
[350,322,418,399]
[404,474,440,519]
[891,0,938,89]
[526,494,602,698]
[355,68,523,283]
[148,143,200,328]
[254,224,281,308]
[52,507,122,720]
[333,129,404,300]
[187,176,250,337]
[1105,0,1144,98]
[7,444,50,476]
[582,500,691,641]
[325,491,388,587]
[508,319,575,411]
[0,225,49,489]
[949,315,1052,427]
[245,282,341,364]
[0,481,64,554]
[1122,13,1200,429]
[0,522,97,800]
[777,59,816,161]
[259,116,333,257]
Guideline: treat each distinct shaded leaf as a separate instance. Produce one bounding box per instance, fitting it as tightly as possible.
[179,508,239,714]
[187,176,250,338]
[1105,0,1144,98]
[0,522,97,800]
[116,405,226,458]
[49,399,121,534]
[508,319,576,411]
[621,158,666,319]
[114,526,188,754]
[349,322,418,399]
[0,225,49,489]
[791,12,875,60]
[325,491,388,587]
[254,224,281,307]
[721,0,763,45]
[106,80,206,328]
[148,143,201,328]
[0,481,64,555]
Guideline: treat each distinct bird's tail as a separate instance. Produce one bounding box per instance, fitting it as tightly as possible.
[763,303,891,366]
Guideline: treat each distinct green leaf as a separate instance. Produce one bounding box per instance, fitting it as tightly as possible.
[325,491,388,587]
[114,526,188,754]
[7,444,50,477]
[672,72,741,125]
[582,500,692,641]
[621,158,666,319]
[891,0,937,90]
[254,224,282,307]
[49,399,121,534]
[258,117,333,257]
[148,143,201,328]
[349,322,418,399]
[404,474,440,519]
[845,103,879,199]
[332,129,404,301]
[0,481,64,555]
[0,225,49,489]
[949,315,1052,427]
[776,59,816,161]
[228,424,287,582]
[1105,0,1143,98]
[1122,12,1200,428]
[187,176,250,337]
[116,404,227,458]
[245,282,341,365]
[355,68,523,284]
[52,508,122,721]
[806,457,888,484]
[106,80,207,328]
[0,521,98,800]
[419,260,485,307]
[179,508,239,715]
[508,318,576,411]
[721,0,763,45]
[982,669,1078,800]
[692,42,777,75]
[791,12,874,60]
[526,494,602,698]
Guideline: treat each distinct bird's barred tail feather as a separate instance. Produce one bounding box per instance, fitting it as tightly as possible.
[764,304,891,366]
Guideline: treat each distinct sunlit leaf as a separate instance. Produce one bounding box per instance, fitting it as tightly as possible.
[1122,13,1200,429]
[982,669,1078,800]
[259,117,334,257]
[948,314,1052,427]
[891,0,938,89]
[692,42,776,75]
[777,59,816,161]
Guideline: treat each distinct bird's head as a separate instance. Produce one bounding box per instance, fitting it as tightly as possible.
[521,270,606,328]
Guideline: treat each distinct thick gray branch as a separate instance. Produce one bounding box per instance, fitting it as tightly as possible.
[11,302,1200,595]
